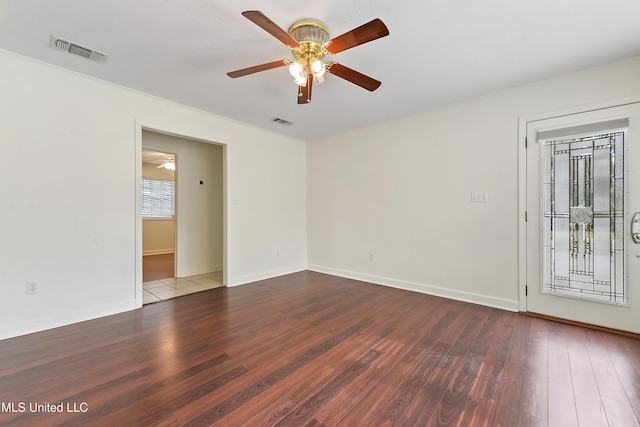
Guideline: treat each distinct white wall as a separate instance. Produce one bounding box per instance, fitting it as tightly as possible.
[307,56,640,311]
[3,46,639,341]
[142,220,174,256]
[143,131,223,275]
[0,50,307,340]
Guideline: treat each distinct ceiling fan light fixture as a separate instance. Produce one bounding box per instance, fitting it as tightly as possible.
[158,161,175,171]
[288,61,304,78]
[157,155,176,173]
[293,74,308,86]
[310,59,325,76]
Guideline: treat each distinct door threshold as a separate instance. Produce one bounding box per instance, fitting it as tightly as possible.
[522,312,640,339]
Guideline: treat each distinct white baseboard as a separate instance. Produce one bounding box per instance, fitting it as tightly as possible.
[228,264,307,287]
[177,264,224,278]
[0,266,517,341]
[0,300,136,341]
[307,264,519,312]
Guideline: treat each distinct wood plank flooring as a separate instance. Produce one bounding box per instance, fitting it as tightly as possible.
[0,271,638,426]
[143,253,175,282]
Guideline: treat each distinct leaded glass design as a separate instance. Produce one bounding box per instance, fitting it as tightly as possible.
[542,131,625,303]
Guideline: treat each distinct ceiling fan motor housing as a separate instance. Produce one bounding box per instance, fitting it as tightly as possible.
[288,20,330,61]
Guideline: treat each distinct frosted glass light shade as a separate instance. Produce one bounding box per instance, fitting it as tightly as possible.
[310,59,325,77]
[289,62,304,78]
[294,75,307,86]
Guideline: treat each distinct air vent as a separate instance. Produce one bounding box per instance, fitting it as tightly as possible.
[49,35,108,64]
[271,117,294,126]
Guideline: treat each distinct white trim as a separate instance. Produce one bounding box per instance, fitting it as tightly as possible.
[517,97,640,313]
[135,122,143,307]
[308,265,519,312]
[209,264,224,274]
[518,115,528,311]
[0,300,136,341]
[228,265,307,287]
[134,119,229,305]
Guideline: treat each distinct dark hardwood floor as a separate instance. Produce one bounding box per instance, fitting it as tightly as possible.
[0,271,638,426]
[143,253,175,282]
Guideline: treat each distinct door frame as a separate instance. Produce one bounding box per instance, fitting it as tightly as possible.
[518,97,640,312]
[134,120,228,308]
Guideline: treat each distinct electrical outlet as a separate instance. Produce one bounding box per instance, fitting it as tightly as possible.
[26,282,38,294]
[369,252,376,262]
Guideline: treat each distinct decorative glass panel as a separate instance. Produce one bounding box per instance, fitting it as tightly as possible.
[542,131,625,303]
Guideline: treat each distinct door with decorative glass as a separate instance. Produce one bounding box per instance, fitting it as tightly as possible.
[526,103,640,334]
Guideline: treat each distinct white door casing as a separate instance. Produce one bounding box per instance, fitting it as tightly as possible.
[524,103,640,334]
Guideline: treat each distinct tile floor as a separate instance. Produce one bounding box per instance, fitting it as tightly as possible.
[143,271,223,304]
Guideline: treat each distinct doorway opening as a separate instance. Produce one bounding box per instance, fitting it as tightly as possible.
[140,130,225,305]
[141,149,176,283]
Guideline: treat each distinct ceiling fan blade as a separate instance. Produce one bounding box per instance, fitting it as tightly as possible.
[227,60,290,78]
[323,19,389,55]
[327,62,382,91]
[242,11,300,49]
[297,74,313,104]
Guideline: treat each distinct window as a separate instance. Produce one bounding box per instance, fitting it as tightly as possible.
[142,179,175,218]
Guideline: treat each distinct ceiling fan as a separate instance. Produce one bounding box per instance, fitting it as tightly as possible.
[227,11,389,104]
[157,155,175,175]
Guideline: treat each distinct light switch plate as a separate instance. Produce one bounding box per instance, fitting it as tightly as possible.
[471,192,489,203]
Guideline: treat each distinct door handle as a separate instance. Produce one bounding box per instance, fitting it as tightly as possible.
[633,212,640,244]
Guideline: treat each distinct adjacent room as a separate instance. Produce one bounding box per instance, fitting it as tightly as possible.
[1,1,639,425]
[141,132,225,304]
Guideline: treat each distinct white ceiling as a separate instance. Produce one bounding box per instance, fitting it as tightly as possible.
[2,1,640,140]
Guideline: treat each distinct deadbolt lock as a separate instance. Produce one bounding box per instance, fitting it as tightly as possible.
[633,213,640,244]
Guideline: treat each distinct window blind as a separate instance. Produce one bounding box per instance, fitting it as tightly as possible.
[142,179,175,218]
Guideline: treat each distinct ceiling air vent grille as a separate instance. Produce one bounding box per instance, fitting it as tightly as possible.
[49,35,108,64]
[271,117,294,126]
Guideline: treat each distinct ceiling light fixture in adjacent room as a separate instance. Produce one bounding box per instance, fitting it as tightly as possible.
[157,156,175,176]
